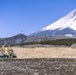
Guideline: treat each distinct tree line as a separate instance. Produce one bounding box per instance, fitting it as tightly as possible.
[19,38,76,47]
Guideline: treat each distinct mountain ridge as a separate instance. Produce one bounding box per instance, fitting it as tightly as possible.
[0,33,27,46]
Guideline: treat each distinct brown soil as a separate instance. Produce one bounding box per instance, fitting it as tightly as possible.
[0,58,76,75]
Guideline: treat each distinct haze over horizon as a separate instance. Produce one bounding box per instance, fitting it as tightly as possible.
[0,0,76,38]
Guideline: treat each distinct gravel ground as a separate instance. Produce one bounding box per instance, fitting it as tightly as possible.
[0,58,76,75]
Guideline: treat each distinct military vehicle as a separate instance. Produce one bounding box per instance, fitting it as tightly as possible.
[0,45,17,59]
[0,46,5,58]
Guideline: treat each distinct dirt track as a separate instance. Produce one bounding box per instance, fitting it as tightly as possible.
[0,58,76,75]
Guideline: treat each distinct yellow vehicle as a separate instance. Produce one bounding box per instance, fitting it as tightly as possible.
[0,45,17,59]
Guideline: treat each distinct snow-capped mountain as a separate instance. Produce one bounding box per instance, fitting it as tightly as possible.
[42,9,76,31]
[25,9,76,42]
[40,9,76,37]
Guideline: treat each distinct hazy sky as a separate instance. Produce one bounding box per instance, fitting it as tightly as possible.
[0,0,76,37]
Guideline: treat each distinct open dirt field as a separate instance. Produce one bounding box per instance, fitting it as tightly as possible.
[1,46,76,75]
[0,58,76,75]
[12,46,76,59]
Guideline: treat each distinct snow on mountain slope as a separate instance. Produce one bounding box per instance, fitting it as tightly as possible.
[25,9,76,42]
[41,9,76,31]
